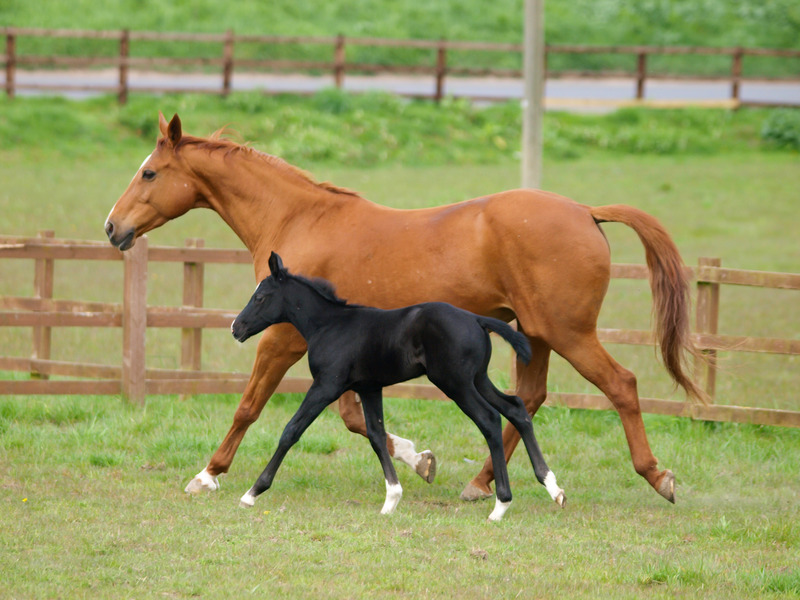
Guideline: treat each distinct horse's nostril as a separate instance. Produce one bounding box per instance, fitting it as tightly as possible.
[105,221,114,238]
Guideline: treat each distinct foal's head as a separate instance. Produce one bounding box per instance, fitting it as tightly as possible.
[105,113,203,250]
[231,252,291,343]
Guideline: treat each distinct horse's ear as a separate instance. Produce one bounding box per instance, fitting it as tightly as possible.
[167,114,182,146]
[158,112,169,138]
[268,252,286,280]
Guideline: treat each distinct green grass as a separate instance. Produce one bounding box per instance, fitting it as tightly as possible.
[0,93,798,408]
[2,0,799,76]
[0,88,798,596]
[1,393,799,599]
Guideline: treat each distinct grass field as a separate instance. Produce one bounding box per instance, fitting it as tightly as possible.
[1,92,799,598]
[2,393,799,599]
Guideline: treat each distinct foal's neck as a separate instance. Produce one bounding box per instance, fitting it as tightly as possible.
[282,280,345,341]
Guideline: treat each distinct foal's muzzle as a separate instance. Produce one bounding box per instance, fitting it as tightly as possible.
[105,220,136,251]
[231,319,250,343]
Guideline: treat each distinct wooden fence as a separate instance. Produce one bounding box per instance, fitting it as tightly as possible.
[2,26,799,105]
[1,233,798,428]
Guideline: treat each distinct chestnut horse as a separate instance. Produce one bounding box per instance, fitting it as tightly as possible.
[105,113,702,504]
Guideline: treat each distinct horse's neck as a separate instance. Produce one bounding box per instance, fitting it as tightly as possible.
[192,148,343,261]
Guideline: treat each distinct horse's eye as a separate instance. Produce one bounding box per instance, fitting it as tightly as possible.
[142,169,156,181]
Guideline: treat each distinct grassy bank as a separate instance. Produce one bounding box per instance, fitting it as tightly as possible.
[3,0,799,76]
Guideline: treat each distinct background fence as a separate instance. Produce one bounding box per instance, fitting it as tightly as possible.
[2,27,800,105]
[1,233,798,427]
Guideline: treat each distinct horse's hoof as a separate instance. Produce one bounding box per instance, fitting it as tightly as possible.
[555,491,567,508]
[657,469,676,504]
[184,469,219,494]
[460,481,493,502]
[239,491,256,508]
[416,450,437,484]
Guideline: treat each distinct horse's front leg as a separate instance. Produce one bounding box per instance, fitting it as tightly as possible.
[185,324,307,494]
[338,390,437,484]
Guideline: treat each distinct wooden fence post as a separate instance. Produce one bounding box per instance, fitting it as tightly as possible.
[222,29,234,97]
[31,230,55,379]
[334,34,346,88]
[181,238,204,372]
[635,52,647,99]
[731,48,743,103]
[5,31,15,99]
[118,29,129,105]
[435,39,447,103]
[695,257,721,401]
[122,235,148,404]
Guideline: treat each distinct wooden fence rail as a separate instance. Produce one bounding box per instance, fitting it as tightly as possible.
[1,233,798,427]
[2,26,799,105]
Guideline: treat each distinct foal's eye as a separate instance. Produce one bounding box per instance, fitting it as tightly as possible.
[142,169,156,181]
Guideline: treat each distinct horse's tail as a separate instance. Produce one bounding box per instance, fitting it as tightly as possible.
[476,316,532,365]
[590,204,706,402]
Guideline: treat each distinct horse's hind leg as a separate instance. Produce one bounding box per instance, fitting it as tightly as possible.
[556,333,675,502]
[461,338,551,501]
[338,391,436,484]
[239,381,340,508]
[359,390,402,515]
[475,375,565,508]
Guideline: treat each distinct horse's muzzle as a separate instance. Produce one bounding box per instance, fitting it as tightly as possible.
[231,319,249,343]
[105,220,136,251]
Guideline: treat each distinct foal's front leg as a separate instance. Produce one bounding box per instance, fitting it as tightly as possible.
[359,390,402,515]
[239,381,341,508]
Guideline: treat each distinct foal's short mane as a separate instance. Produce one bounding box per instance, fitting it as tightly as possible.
[168,132,360,197]
[290,271,350,307]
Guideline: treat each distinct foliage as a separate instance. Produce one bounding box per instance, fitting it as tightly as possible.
[760,109,800,151]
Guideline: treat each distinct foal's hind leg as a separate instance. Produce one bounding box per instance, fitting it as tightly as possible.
[359,390,402,515]
[338,391,436,484]
[461,338,551,501]
[475,375,565,508]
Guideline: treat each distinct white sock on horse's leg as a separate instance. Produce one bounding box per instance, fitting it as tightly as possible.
[544,471,566,507]
[381,481,403,514]
[388,434,423,468]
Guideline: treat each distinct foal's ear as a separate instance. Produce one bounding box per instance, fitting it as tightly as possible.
[158,112,169,138]
[268,252,286,280]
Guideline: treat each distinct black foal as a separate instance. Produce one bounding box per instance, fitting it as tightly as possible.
[231,252,565,521]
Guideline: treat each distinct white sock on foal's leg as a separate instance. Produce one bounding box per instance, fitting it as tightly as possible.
[381,481,403,514]
[488,498,511,522]
[544,471,566,507]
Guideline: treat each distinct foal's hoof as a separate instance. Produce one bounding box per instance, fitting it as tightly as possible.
[239,491,256,508]
[555,491,567,508]
[184,469,219,495]
[416,450,437,484]
[657,469,676,504]
[460,481,493,502]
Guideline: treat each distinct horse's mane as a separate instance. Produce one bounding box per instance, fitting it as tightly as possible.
[171,130,360,197]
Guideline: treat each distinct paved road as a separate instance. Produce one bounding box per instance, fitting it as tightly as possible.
[8,68,800,110]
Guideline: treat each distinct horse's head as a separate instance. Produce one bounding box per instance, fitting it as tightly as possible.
[104,113,203,250]
[231,252,289,342]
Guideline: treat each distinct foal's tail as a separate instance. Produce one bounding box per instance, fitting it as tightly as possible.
[590,204,706,402]
[476,316,532,365]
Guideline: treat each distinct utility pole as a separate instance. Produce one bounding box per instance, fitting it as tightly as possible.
[521,0,545,189]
